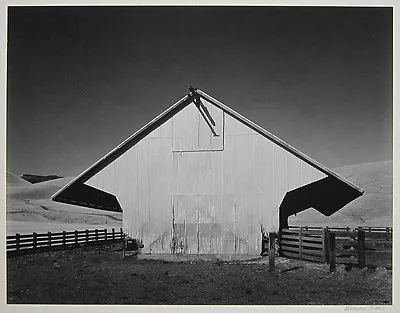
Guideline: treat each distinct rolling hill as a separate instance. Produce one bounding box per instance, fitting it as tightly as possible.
[6,171,31,187]
[7,176,73,201]
[6,174,122,235]
[289,160,393,227]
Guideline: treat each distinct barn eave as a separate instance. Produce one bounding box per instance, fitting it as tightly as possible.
[52,182,123,213]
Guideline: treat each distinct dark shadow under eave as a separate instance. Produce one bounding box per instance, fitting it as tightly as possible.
[279,175,363,229]
[52,182,123,213]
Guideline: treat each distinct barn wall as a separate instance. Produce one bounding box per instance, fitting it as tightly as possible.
[86,99,326,254]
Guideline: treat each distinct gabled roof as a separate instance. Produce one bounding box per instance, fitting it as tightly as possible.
[52,87,363,202]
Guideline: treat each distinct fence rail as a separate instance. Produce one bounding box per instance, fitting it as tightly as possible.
[288,225,392,233]
[6,228,124,253]
[280,225,392,270]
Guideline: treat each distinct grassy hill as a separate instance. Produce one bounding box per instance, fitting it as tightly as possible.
[6,171,31,187]
[6,175,122,235]
[289,160,393,227]
[7,176,73,201]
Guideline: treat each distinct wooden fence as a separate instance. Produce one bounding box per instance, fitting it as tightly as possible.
[288,225,392,235]
[6,228,124,254]
[281,226,392,270]
[280,228,326,263]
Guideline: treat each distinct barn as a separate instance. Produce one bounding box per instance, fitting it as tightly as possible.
[52,87,363,255]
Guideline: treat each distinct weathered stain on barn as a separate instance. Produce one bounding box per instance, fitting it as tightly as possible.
[52,88,363,255]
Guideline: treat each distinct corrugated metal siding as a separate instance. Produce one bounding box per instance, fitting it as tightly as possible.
[86,99,326,254]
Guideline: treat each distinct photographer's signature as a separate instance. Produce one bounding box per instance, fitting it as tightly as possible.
[344,305,385,311]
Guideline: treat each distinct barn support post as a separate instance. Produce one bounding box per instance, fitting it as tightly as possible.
[357,230,366,269]
[329,232,336,272]
[322,227,329,264]
[269,232,276,272]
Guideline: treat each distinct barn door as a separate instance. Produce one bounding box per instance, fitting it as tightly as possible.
[171,195,236,254]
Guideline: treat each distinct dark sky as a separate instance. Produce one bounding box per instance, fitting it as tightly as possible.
[6,6,393,177]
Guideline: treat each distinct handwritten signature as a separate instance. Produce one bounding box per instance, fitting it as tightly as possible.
[344,305,385,311]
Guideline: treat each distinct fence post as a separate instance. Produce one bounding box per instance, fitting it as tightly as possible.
[95,229,98,242]
[299,226,303,260]
[112,228,115,240]
[85,229,89,243]
[33,232,37,251]
[75,230,79,245]
[48,231,52,247]
[269,232,276,272]
[329,232,336,272]
[386,227,390,241]
[358,230,366,269]
[277,229,283,256]
[122,231,126,258]
[63,231,66,246]
[16,233,20,251]
[120,227,123,240]
[322,227,329,264]
[104,229,107,241]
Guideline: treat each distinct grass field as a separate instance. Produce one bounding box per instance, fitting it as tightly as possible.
[7,243,392,305]
[6,175,122,235]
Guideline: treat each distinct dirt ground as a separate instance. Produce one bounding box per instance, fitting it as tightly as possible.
[7,243,392,305]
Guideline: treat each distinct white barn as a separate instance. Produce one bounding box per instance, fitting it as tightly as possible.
[52,88,363,255]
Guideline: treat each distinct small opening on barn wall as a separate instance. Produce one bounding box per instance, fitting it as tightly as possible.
[172,98,224,152]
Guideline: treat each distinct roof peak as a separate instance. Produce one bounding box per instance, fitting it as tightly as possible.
[52,87,363,200]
